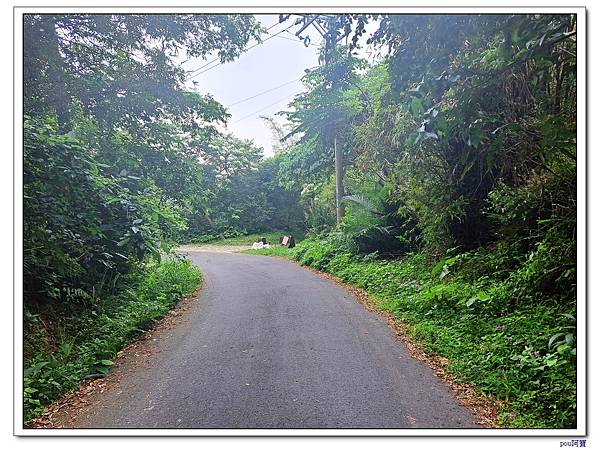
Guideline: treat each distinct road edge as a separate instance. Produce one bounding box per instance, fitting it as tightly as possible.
[27,282,206,429]
[246,251,502,429]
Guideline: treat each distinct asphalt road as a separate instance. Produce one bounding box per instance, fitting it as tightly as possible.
[65,251,479,429]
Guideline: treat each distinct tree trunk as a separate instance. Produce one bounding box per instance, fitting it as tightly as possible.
[42,16,71,132]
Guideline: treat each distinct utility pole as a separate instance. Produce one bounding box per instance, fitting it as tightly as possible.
[284,14,346,225]
[334,134,344,224]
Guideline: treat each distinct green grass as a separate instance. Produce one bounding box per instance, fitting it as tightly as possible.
[197,230,306,246]
[23,257,202,424]
[242,246,298,257]
[244,237,577,429]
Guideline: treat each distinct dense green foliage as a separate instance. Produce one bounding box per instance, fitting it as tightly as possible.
[23,14,262,302]
[181,137,305,241]
[279,14,576,262]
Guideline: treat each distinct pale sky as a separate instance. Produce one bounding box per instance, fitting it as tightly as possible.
[180,14,380,157]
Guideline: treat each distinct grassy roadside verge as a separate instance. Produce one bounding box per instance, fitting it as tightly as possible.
[187,230,306,246]
[242,239,577,429]
[23,257,202,424]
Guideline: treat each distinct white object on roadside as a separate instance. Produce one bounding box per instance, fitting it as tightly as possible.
[251,242,271,250]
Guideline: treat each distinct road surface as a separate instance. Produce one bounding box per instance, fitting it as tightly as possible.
[60,251,479,429]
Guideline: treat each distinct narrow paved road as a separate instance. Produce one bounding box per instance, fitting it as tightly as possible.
[64,251,479,429]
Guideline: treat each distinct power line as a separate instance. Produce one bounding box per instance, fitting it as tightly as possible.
[185,21,282,78]
[283,28,324,47]
[226,77,301,108]
[191,24,295,78]
[267,30,322,47]
[186,22,296,81]
[227,64,321,122]
[231,91,301,125]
